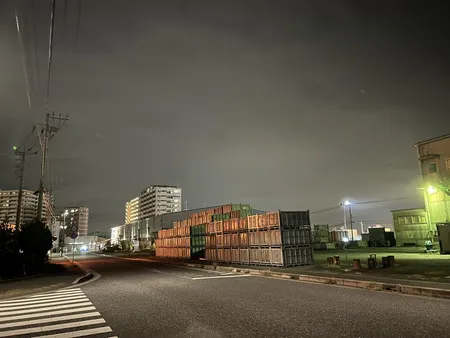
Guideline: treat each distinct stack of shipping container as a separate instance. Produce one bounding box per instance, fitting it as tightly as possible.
[156,204,314,267]
[155,224,190,258]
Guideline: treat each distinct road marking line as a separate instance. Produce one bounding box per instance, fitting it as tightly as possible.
[191,275,251,280]
[0,295,87,307]
[36,325,112,338]
[0,311,101,329]
[152,269,191,280]
[54,288,81,293]
[30,289,80,297]
[0,306,96,322]
[0,292,85,304]
[0,298,91,311]
[220,272,236,276]
[0,318,105,337]
[0,302,92,316]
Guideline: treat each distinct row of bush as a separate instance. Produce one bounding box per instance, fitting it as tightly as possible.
[0,220,53,280]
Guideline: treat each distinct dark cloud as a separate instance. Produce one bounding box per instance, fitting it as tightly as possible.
[1,0,449,231]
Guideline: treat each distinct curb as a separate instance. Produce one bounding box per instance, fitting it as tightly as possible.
[142,258,450,300]
[63,255,94,285]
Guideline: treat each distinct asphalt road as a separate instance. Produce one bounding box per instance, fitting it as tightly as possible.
[4,253,449,337]
[72,253,450,338]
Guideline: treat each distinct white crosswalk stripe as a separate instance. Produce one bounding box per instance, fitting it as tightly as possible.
[0,288,117,337]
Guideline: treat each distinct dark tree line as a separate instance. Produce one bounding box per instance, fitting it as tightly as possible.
[0,219,53,279]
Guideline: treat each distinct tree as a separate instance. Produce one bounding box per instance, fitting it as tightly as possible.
[19,219,53,274]
[0,221,21,279]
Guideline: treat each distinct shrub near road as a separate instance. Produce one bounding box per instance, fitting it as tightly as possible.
[0,219,53,279]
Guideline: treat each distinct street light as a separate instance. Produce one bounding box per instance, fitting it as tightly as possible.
[427,186,437,194]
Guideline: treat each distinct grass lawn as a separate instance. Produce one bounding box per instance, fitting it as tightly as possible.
[311,247,450,280]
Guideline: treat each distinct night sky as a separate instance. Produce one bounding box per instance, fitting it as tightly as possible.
[1,1,449,232]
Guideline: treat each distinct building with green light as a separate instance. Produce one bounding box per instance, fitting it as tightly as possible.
[415,134,450,238]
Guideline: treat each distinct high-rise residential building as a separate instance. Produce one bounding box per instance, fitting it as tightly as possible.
[125,197,139,224]
[0,189,37,225]
[415,134,450,233]
[59,206,89,237]
[0,189,53,226]
[125,185,182,223]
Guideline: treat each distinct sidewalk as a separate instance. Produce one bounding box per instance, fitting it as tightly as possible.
[0,256,86,300]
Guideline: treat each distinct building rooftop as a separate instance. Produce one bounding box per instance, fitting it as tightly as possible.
[391,207,426,213]
[415,133,450,147]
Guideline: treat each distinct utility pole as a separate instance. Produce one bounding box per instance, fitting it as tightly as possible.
[13,131,39,229]
[14,147,26,229]
[348,204,354,241]
[36,112,69,222]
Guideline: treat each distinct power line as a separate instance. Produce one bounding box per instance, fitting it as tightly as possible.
[21,11,34,101]
[73,0,82,54]
[14,7,32,110]
[45,0,56,113]
[31,0,41,92]
[311,205,341,215]
[353,196,412,205]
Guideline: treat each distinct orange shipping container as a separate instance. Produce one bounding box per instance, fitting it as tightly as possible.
[248,215,258,229]
[260,248,270,264]
[224,248,231,262]
[231,210,240,219]
[217,248,224,261]
[217,234,223,247]
[239,232,249,246]
[223,220,231,232]
[239,217,248,230]
[231,219,239,231]
[206,235,216,248]
[231,249,240,262]
[240,248,249,263]
[206,208,215,216]
[269,248,283,265]
[268,212,280,227]
[223,204,232,214]
[259,231,271,246]
[214,221,223,233]
[206,222,214,234]
[250,248,261,263]
[258,214,269,228]
[224,233,231,247]
[231,233,239,247]
[249,231,259,246]
[205,248,217,261]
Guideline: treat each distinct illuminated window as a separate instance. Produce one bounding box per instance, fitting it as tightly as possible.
[429,162,437,173]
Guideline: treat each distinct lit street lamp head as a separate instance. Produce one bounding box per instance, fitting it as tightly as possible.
[344,200,351,206]
[427,186,437,194]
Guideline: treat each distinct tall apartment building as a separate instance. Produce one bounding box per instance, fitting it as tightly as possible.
[125,197,139,224]
[125,185,182,224]
[0,189,53,226]
[415,134,450,229]
[0,189,37,225]
[59,206,89,236]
